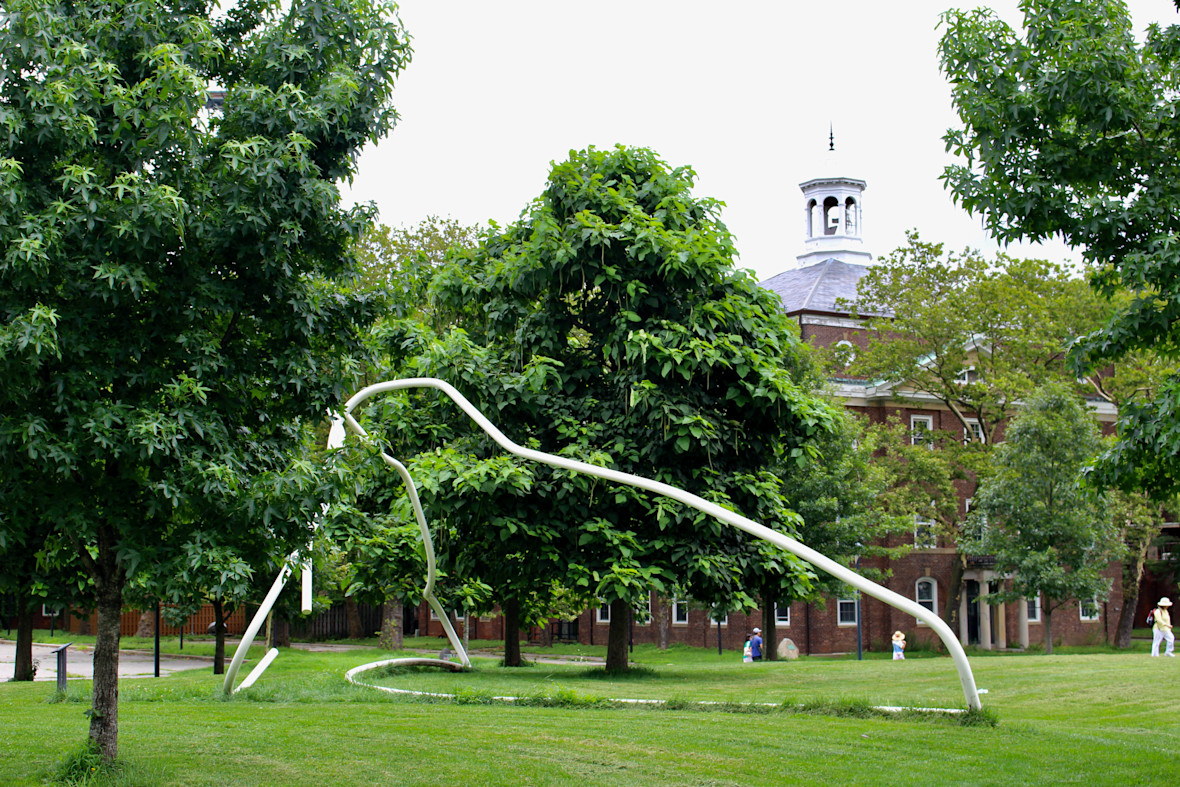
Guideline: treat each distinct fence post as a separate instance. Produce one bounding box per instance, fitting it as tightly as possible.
[51,642,72,693]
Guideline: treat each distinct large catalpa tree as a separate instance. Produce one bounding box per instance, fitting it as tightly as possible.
[0,0,410,760]
[429,145,838,671]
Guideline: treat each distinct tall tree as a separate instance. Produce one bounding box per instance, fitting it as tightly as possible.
[940,0,1180,497]
[965,384,1122,654]
[849,232,1093,445]
[847,233,1095,629]
[431,145,838,671]
[0,0,410,760]
[759,409,908,658]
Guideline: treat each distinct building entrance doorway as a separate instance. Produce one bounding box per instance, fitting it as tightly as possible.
[965,579,1000,647]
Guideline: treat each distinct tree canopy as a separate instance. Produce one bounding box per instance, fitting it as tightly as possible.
[965,383,1121,654]
[0,0,410,759]
[940,0,1180,496]
[420,145,839,670]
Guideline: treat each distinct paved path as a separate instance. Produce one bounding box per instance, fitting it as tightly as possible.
[0,639,213,682]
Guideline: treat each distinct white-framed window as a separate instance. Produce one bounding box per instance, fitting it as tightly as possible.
[955,366,979,385]
[837,597,858,626]
[833,339,857,366]
[910,415,934,448]
[430,608,465,622]
[1079,597,1100,622]
[916,578,938,618]
[672,599,689,625]
[41,604,58,618]
[710,611,728,626]
[963,418,985,444]
[914,515,937,549]
[597,602,611,624]
[775,604,791,626]
[635,594,651,625]
[1027,595,1041,623]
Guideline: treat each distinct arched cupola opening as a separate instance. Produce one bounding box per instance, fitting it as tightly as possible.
[844,197,858,236]
[823,196,840,235]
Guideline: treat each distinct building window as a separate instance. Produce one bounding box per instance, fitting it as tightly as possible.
[597,603,611,624]
[914,516,937,549]
[1027,595,1041,623]
[430,608,465,622]
[963,418,985,444]
[833,339,857,367]
[1079,598,1100,622]
[911,415,934,448]
[672,599,689,625]
[955,366,979,385]
[635,594,651,625]
[916,578,937,617]
[837,598,858,626]
[710,611,728,627]
[775,604,791,626]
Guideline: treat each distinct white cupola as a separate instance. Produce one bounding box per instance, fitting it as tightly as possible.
[796,137,871,268]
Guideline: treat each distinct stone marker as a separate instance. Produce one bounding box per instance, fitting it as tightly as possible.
[778,637,799,660]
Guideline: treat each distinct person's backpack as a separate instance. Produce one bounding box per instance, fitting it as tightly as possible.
[1147,610,1155,626]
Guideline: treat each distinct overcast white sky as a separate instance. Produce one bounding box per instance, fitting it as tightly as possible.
[343,1,1178,282]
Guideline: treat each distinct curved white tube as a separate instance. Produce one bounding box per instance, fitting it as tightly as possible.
[343,378,984,710]
[225,377,983,710]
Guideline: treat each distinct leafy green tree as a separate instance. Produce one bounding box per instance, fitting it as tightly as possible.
[431,145,838,671]
[845,234,1107,628]
[0,0,409,759]
[939,0,1180,497]
[1107,489,1174,648]
[353,216,484,320]
[849,233,1093,444]
[965,384,1121,654]
[759,409,907,658]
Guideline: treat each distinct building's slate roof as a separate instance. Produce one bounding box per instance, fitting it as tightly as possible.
[760,258,889,316]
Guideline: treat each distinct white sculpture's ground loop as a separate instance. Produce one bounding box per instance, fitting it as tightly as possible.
[343,378,984,711]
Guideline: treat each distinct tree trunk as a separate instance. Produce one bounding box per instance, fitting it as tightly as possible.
[133,609,154,639]
[1043,606,1054,655]
[90,532,124,761]
[1116,529,1153,648]
[12,595,34,681]
[502,598,522,667]
[271,615,290,648]
[539,618,553,647]
[605,598,629,672]
[762,590,778,662]
[345,597,364,639]
[211,599,226,675]
[656,596,671,651]
[378,599,403,651]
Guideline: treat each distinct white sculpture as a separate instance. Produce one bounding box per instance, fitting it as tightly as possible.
[223,378,983,710]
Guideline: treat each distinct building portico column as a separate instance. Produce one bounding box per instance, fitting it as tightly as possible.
[1018,596,1029,649]
[979,577,992,650]
[959,582,969,645]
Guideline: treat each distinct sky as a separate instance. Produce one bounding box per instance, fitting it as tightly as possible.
[343,1,1179,282]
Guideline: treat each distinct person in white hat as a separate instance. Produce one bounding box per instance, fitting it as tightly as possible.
[1151,597,1174,657]
[891,630,906,660]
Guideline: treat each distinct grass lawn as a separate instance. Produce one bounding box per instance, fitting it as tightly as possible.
[2,635,1175,786]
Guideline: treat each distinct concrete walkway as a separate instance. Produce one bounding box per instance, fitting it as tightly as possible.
[0,639,213,683]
